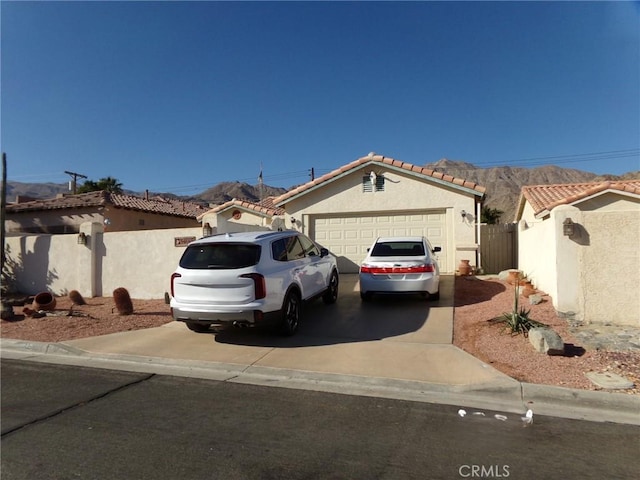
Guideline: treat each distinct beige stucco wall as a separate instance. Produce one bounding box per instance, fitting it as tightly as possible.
[7,207,200,234]
[518,195,640,327]
[6,209,103,234]
[4,217,276,300]
[4,225,203,299]
[278,166,480,272]
[102,207,200,231]
[580,208,639,326]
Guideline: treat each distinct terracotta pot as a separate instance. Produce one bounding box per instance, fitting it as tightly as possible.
[458,259,472,276]
[507,270,521,285]
[33,292,56,311]
[522,282,536,298]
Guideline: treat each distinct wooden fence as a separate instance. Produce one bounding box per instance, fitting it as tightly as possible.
[480,223,518,274]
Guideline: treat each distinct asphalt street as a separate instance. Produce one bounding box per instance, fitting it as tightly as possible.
[2,360,639,480]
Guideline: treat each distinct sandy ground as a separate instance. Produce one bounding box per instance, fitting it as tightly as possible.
[2,278,638,394]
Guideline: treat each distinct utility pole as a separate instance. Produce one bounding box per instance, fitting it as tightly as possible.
[1,153,6,277]
[64,170,87,194]
[309,167,315,181]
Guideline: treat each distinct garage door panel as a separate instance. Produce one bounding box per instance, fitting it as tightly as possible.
[312,211,448,273]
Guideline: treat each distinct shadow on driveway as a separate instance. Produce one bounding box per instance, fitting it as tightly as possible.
[212,275,453,348]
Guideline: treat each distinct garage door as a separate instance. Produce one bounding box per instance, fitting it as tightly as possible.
[311,211,448,273]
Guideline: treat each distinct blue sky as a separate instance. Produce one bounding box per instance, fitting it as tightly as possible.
[2,1,639,195]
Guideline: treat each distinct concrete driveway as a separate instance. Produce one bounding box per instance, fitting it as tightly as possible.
[61,275,505,386]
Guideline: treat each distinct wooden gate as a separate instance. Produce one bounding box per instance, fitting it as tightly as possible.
[480,224,518,274]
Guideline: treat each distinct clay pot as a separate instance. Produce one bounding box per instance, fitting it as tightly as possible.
[33,292,56,311]
[458,259,472,276]
[507,270,522,285]
[522,281,536,298]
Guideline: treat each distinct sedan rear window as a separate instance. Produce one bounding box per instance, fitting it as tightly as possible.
[180,243,261,269]
[371,242,425,257]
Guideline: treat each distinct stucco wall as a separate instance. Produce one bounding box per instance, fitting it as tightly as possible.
[580,209,640,326]
[5,225,203,299]
[517,204,559,301]
[518,197,640,327]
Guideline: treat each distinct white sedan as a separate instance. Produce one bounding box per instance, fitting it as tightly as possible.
[359,236,441,301]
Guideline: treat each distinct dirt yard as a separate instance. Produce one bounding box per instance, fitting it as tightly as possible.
[2,277,638,394]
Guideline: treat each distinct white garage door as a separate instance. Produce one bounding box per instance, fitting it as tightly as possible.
[311,211,448,273]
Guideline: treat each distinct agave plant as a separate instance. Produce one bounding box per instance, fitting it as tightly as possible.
[502,276,544,335]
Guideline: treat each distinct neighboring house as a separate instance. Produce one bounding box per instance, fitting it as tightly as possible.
[198,197,286,235]
[515,180,640,327]
[202,153,486,274]
[6,190,207,234]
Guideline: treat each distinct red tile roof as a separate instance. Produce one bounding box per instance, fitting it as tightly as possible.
[197,197,285,221]
[273,153,486,205]
[7,191,207,219]
[519,180,640,219]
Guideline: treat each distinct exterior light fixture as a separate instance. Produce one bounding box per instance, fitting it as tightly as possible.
[290,217,297,225]
[461,210,467,219]
[77,232,87,245]
[563,218,575,237]
[202,223,213,237]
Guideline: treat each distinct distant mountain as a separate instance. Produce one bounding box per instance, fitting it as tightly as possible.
[6,163,638,223]
[424,159,639,222]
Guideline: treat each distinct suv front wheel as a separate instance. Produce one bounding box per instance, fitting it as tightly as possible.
[280,290,301,336]
[322,270,339,304]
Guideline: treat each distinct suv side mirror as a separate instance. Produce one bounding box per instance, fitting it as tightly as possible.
[433,246,442,253]
[320,247,329,257]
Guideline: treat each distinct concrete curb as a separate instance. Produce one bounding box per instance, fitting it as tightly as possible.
[2,338,638,425]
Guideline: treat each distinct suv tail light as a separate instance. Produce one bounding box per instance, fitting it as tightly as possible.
[170,273,181,297]
[241,273,266,299]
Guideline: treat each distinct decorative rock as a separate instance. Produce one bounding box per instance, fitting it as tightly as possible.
[529,327,565,355]
[586,372,634,390]
[528,294,543,305]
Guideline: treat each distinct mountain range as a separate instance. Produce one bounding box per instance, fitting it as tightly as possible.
[6,160,639,223]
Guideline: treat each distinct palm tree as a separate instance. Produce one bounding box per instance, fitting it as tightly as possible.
[77,177,123,194]
[481,206,504,225]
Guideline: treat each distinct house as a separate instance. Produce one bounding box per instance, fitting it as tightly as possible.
[6,190,207,234]
[515,180,640,327]
[200,153,487,274]
[198,197,286,235]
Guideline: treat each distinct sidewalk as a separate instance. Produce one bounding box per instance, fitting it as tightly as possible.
[2,275,638,425]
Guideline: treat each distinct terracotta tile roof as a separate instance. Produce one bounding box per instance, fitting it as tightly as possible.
[197,197,285,221]
[519,180,640,219]
[273,153,486,205]
[7,191,207,219]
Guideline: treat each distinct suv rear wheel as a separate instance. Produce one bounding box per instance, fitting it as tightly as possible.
[280,291,300,336]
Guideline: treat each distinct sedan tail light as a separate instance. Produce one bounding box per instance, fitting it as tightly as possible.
[241,273,266,299]
[170,272,181,297]
[361,264,434,274]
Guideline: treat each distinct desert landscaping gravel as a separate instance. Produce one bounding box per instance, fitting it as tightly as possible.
[2,276,638,394]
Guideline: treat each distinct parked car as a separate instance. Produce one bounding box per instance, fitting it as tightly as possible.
[359,236,441,301]
[170,230,339,335]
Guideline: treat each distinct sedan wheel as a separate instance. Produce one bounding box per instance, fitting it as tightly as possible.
[322,271,339,304]
[280,291,300,336]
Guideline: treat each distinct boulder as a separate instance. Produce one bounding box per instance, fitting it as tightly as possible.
[529,327,565,355]
[529,294,543,305]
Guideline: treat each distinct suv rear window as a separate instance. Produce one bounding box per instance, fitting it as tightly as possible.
[180,243,261,269]
[371,241,425,257]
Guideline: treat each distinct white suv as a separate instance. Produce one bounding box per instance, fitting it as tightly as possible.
[170,231,339,335]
